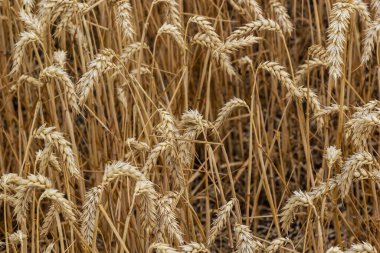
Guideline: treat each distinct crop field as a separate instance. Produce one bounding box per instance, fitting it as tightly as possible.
[1,0,380,252]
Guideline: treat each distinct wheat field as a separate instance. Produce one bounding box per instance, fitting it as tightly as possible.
[1,0,380,252]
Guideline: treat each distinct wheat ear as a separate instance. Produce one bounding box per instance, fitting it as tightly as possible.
[234,223,265,253]
[156,192,183,244]
[213,97,248,131]
[338,151,376,198]
[207,198,237,246]
[227,19,282,41]
[81,186,103,244]
[180,242,209,252]
[77,49,117,106]
[326,2,354,80]
[40,65,80,113]
[158,23,185,49]
[269,0,294,35]
[259,61,302,98]
[346,242,378,253]
[114,0,135,40]
[10,31,42,76]
[34,125,80,178]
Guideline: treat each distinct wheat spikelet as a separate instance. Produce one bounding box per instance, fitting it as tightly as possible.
[325,146,343,169]
[346,242,378,253]
[308,45,328,62]
[157,23,185,48]
[114,0,135,40]
[372,0,380,19]
[81,186,103,244]
[280,190,313,231]
[34,125,80,178]
[40,188,77,223]
[326,246,344,253]
[40,65,80,113]
[266,238,292,253]
[234,223,264,253]
[148,243,179,253]
[14,174,52,224]
[228,19,282,41]
[43,243,55,253]
[180,242,209,252]
[220,35,261,54]
[207,198,237,246]
[326,2,354,80]
[9,230,27,244]
[269,0,294,35]
[338,151,376,198]
[53,50,67,67]
[259,61,302,98]
[77,49,117,106]
[135,180,158,234]
[361,19,380,65]
[156,192,183,244]
[213,97,248,131]
[10,31,42,76]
